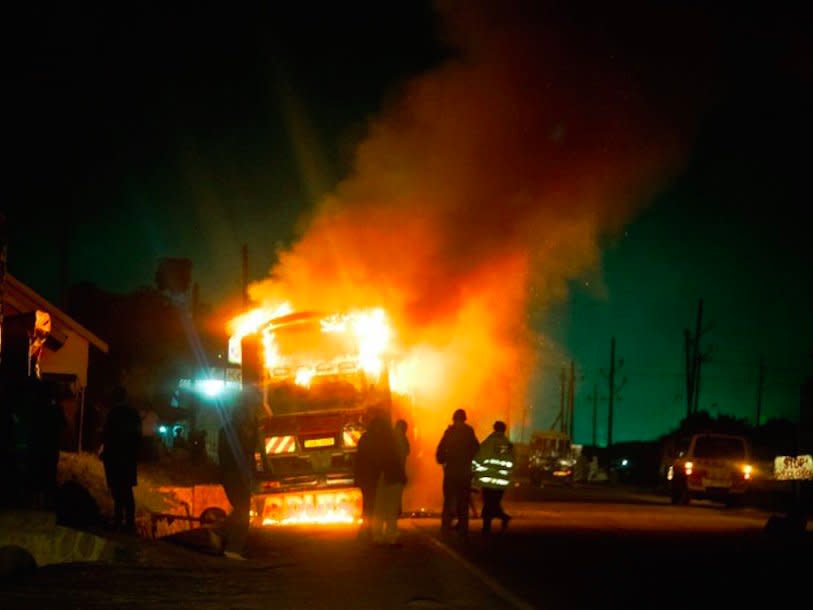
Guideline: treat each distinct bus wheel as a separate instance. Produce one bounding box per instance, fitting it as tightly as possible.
[200,507,227,526]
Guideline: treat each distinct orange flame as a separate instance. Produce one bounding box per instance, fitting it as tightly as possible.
[321,308,391,379]
[227,302,292,364]
[258,489,362,526]
[227,306,393,386]
[228,302,293,338]
[261,509,359,526]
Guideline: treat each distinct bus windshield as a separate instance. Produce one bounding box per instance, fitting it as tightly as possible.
[263,315,389,415]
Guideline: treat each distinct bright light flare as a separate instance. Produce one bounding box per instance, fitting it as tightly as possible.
[198,378,225,397]
[295,367,315,388]
[684,461,693,476]
[742,464,753,480]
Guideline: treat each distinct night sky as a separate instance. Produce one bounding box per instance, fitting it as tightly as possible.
[6,2,812,442]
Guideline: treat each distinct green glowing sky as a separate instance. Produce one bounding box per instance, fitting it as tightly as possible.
[7,3,811,441]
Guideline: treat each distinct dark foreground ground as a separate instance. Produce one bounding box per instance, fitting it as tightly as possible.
[2,485,811,610]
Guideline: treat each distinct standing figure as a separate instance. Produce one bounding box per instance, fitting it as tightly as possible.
[372,419,410,545]
[354,410,392,540]
[101,386,142,533]
[30,380,64,509]
[218,390,258,559]
[473,420,514,533]
[436,408,479,535]
[172,427,188,451]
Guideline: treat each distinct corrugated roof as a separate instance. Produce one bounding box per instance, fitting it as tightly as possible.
[3,273,109,353]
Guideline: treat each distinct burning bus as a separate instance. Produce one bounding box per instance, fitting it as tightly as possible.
[229,307,393,525]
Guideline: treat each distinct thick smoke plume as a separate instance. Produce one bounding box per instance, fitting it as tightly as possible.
[250,2,685,507]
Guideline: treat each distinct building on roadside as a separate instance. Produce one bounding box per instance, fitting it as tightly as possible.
[2,273,108,451]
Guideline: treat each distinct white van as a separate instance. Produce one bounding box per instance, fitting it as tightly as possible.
[667,433,753,506]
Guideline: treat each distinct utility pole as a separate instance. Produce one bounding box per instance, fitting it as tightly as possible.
[608,338,616,450]
[755,356,766,426]
[694,353,703,414]
[684,329,693,418]
[690,299,704,414]
[520,403,532,443]
[241,244,249,308]
[693,346,713,414]
[520,404,527,443]
[560,367,567,434]
[684,298,712,415]
[191,282,200,319]
[589,382,598,447]
[601,337,626,453]
[568,360,575,442]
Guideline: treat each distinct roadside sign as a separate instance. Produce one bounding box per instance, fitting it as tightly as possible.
[774,455,813,481]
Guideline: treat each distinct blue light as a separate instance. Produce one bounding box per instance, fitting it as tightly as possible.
[621,458,629,467]
[158,425,168,434]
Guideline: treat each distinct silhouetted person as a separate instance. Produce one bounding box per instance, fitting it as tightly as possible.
[218,390,258,559]
[436,408,479,535]
[354,410,393,540]
[372,419,409,545]
[474,420,514,533]
[173,427,188,451]
[29,380,64,509]
[101,387,141,533]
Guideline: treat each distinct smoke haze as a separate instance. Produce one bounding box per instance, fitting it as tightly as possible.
[249,1,690,507]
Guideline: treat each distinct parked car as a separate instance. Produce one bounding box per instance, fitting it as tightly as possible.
[528,430,577,485]
[667,433,753,506]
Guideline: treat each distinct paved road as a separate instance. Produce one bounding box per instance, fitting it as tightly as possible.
[414,488,812,610]
[1,525,514,609]
[2,486,810,610]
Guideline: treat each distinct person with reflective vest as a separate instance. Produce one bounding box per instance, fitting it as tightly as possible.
[472,420,514,533]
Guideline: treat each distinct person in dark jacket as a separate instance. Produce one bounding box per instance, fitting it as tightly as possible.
[372,419,410,545]
[354,410,396,540]
[101,386,142,533]
[218,389,258,559]
[30,379,65,509]
[436,408,479,535]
